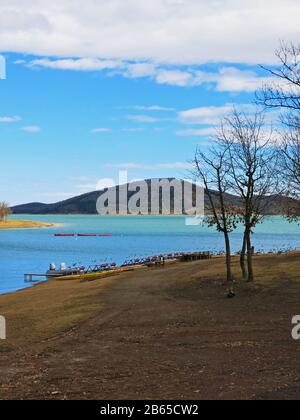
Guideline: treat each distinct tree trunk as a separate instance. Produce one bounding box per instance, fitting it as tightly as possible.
[246,233,254,282]
[240,232,248,280]
[224,232,233,289]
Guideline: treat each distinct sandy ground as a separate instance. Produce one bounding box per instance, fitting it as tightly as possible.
[0,220,53,229]
[1,254,300,400]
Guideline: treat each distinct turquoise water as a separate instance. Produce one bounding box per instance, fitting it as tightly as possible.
[0,215,299,294]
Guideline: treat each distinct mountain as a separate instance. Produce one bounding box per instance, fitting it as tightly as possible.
[11,179,298,216]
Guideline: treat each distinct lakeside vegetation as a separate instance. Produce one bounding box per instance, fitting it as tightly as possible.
[0,220,53,230]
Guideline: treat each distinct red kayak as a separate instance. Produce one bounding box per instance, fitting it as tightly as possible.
[55,233,113,237]
[55,234,75,237]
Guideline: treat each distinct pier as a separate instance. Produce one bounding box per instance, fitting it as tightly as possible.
[24,273,61,283]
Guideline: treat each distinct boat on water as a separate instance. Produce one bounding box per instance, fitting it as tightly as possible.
[54,233,113,237]
[54,234,76,237]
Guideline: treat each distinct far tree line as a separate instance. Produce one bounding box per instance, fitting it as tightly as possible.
[193,42,300,295]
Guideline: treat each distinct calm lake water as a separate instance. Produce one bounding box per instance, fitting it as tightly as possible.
[0,215,299,294]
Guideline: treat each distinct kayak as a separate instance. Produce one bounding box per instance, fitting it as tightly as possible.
[54,233,113,237]
[55,234,75,237]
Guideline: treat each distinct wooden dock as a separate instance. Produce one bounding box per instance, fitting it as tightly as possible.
[24,273,61,283]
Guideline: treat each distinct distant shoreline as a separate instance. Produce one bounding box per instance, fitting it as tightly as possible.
[11,213,289,217]
[0,220,55,230]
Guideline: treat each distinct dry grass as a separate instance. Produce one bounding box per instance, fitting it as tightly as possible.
[0,220,53,230]
[0,274,128,349]
[1,253,300,399]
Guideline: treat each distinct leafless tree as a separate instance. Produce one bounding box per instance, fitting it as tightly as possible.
[256,41,300,217]
[0,202,11,222]
[257,42,300,113]
[194,145,240,295]
[218,110,279,282]
[279,128,300,218]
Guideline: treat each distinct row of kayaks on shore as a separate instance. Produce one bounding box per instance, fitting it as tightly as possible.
[45,251,211,279]
[46,261,118,277]
[54,233,113,237]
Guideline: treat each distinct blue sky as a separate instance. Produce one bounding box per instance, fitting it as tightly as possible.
[0,1,299,205]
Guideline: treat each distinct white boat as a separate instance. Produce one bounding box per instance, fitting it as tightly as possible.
[46,263,81,277]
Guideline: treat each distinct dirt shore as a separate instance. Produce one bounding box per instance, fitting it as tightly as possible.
[1,253,300,400]
[0,220,53,230]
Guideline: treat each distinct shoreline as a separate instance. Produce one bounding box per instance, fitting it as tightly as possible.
[0,220,56,230]
[11,213,291,217]
[1,248,299,297]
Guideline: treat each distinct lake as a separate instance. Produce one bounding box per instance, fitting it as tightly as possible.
[0,215,299,294]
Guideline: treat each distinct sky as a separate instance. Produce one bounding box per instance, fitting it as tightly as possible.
[0,0,300,205]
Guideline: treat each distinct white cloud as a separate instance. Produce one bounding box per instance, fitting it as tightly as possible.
[121,63,157,78]
[130,105,175,112]
[21,56,273,91]
[30,58,121,71]
[95,178,117,190]
[0,116,21,123]
[179,103,256,125]
[154,67,273,90]
[155,70,195,87]
[197,67,273,92]
[1,1,300,66]
[176,127,216,137]
[91,128,111,133]
[21,125,41,133]
[127,115,159,123]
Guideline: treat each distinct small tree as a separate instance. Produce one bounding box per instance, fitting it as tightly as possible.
[194,145,239,295]
[0,202,11,222]
[218,110,279,282]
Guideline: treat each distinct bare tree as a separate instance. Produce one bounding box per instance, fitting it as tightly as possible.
[256,41,300,217]
[257,42,300,113]
[279,128,300,218]
[194,145,239,296]
[281,129,300,195]
[0,202,11,222]
[218,110,279,282]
